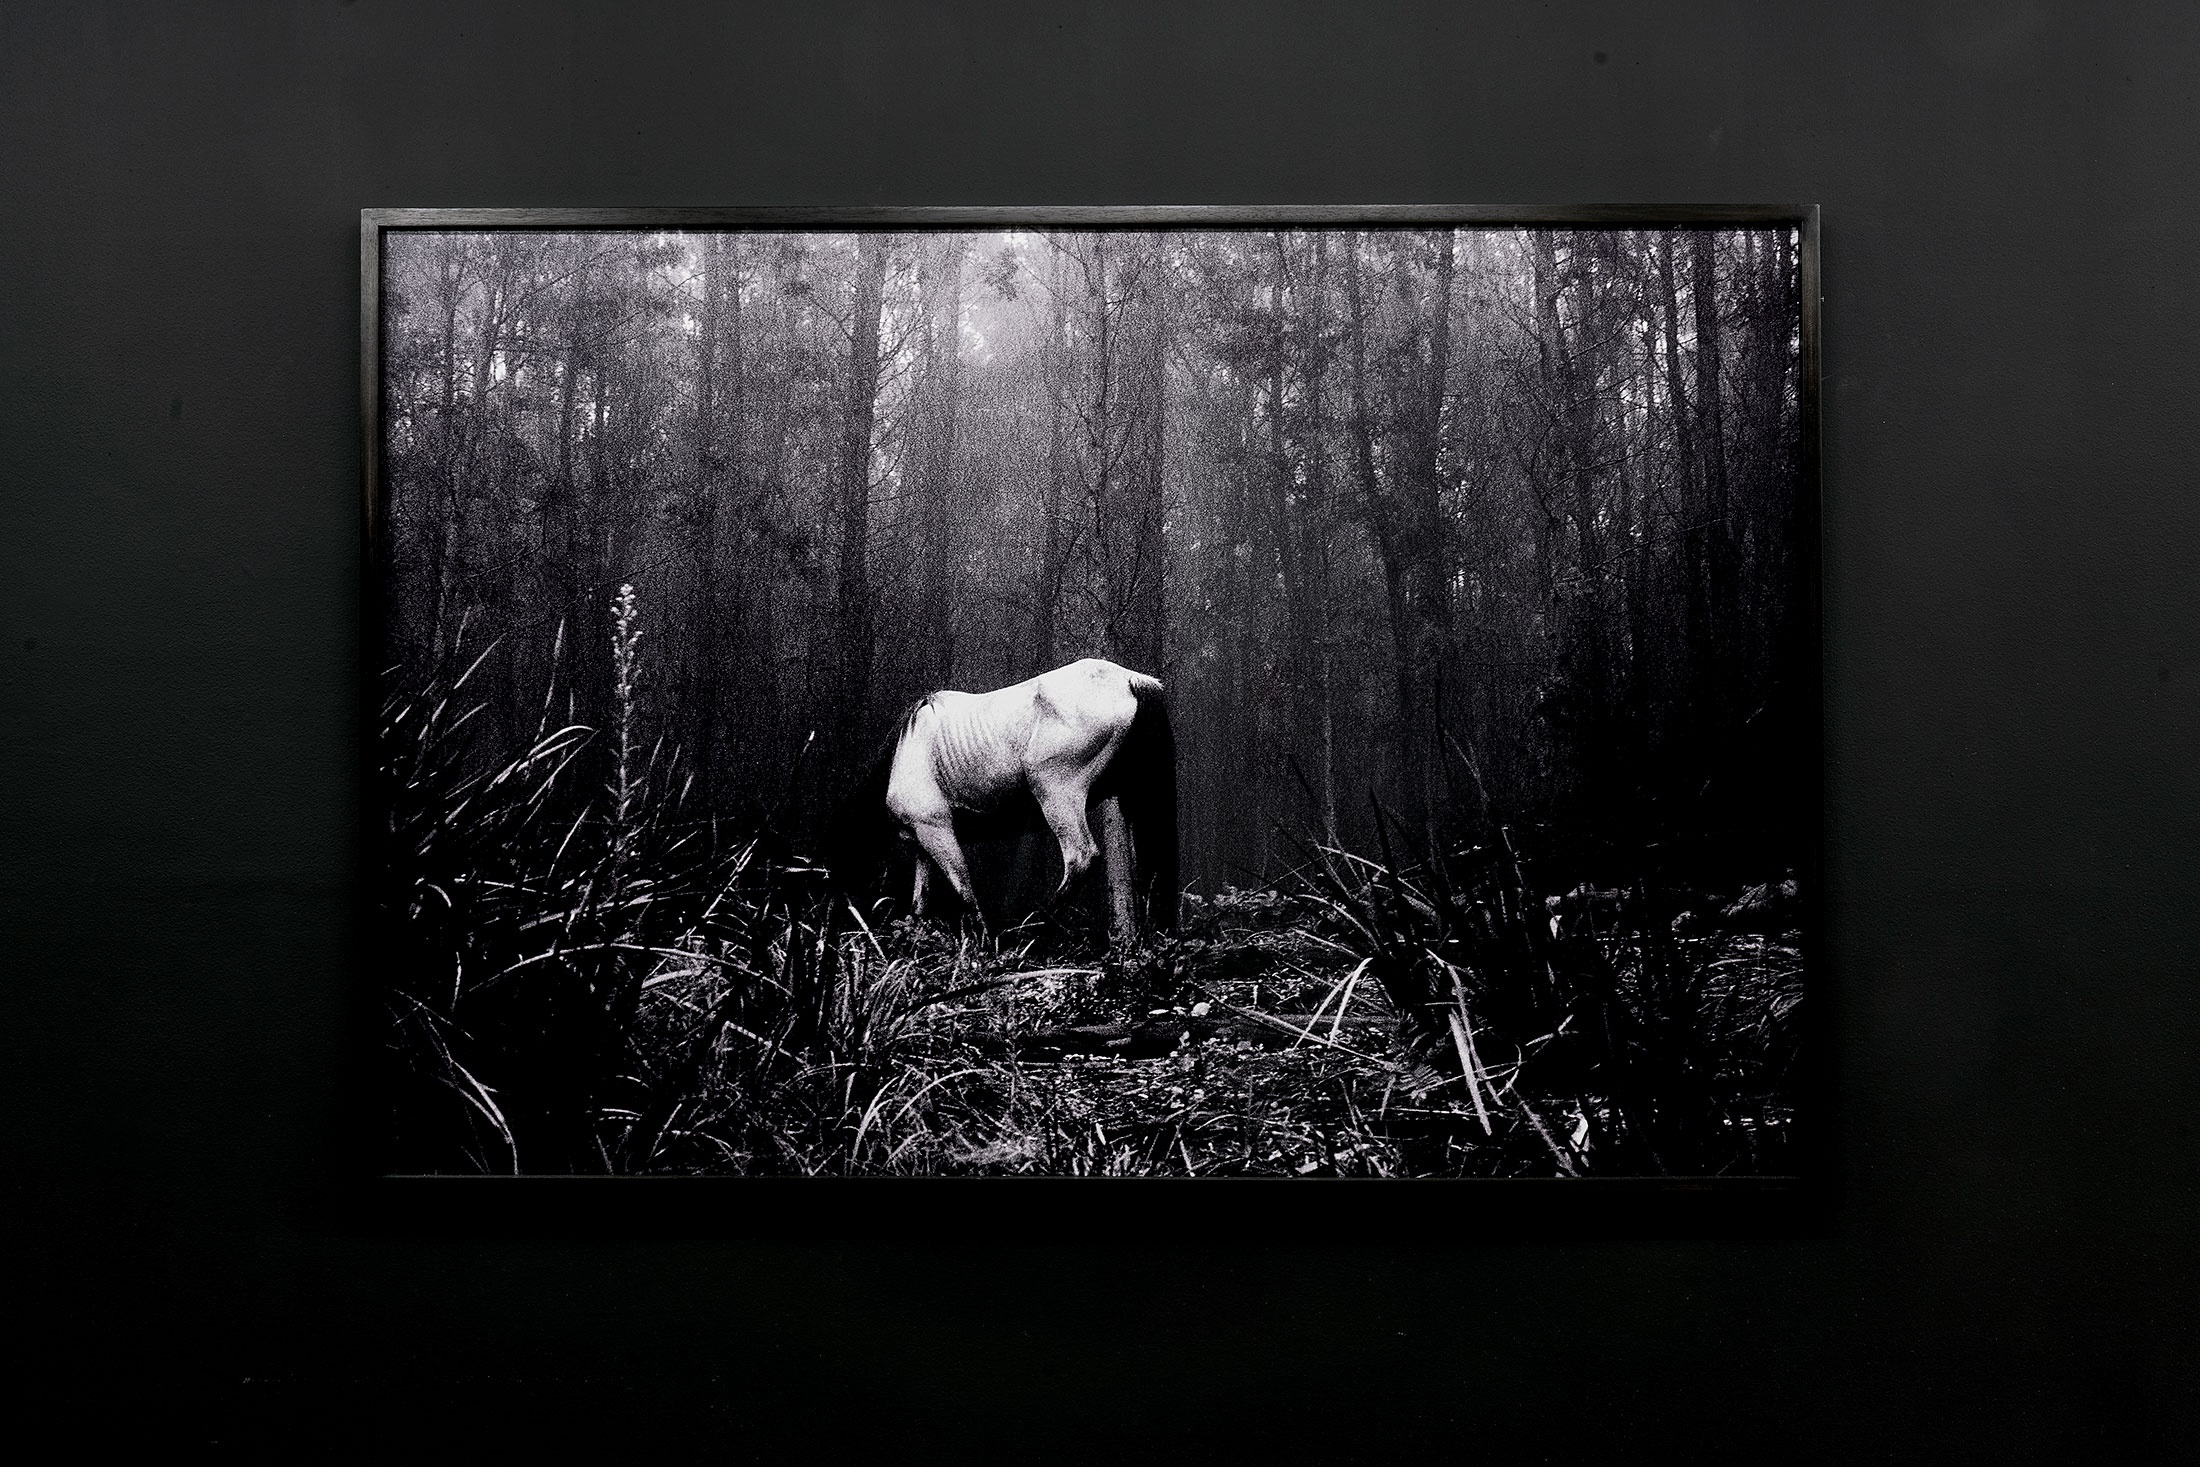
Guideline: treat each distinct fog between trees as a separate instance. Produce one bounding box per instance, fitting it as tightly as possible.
[380,226,1808,895]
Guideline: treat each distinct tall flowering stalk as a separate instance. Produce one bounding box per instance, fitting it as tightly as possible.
[610,582,642,872]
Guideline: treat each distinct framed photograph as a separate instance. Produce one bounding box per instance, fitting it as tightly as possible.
[362,207,1821,1217]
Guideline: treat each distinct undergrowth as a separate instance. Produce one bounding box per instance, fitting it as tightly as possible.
[380,589,1803,1177]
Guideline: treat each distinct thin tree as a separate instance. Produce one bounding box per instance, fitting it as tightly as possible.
[833,232,890,771]
[912,236,968,689]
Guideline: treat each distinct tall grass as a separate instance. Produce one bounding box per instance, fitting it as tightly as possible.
[1289,805,1802,1176]
[379,586,954,1174]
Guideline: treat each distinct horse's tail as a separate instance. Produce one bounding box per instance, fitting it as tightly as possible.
[1109,679,1179,932]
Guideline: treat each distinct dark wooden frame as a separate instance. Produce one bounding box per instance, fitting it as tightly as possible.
[350,205,1826,1238]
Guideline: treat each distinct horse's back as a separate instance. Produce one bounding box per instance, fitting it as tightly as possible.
[1039,657,1163,700]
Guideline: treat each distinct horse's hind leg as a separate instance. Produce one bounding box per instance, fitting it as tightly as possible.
[1035,783,1101,900]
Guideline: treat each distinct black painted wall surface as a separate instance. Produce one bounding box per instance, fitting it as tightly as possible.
[4,2,2194,1455]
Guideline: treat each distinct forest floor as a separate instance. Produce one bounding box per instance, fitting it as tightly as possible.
[850,890,1429,1177]
[635,880,1804,1179]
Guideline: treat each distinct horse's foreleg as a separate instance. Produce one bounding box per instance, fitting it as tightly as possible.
[906,816,984,934]
[1095,793,1139,947]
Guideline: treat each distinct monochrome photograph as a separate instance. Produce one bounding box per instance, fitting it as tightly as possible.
[370,215,1816,1178]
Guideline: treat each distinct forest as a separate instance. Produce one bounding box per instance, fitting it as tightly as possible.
[376,224,1812,1178]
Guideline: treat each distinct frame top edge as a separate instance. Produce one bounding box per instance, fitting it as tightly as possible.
[361,204,1819,230]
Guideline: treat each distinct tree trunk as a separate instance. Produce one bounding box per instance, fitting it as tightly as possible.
[834,233,889,769]
[551,336,584,714]
[1265,232,1307,712]
[1344,231,1424,828]
[1691,229,1732,721]
[428,247,464,654]
[585,365,611,728]
[1035,251,1069,670]
[1657,230,1708,705]
[915,237,966,689]
[1120,232,1169,674]
[1307,235,1340,848]
[688,235,724,803]
[1407,229,1458,850]
[720,237,751,798]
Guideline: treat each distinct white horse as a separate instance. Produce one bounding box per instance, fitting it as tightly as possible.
[829,658,1178,944]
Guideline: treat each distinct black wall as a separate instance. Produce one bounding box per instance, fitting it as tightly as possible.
[6,2,2195,1456]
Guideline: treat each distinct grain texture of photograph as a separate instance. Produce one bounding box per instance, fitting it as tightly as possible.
[368,214,1818,1179]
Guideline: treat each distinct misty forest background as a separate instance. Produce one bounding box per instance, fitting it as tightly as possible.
[376,226,1809,1176]
[381,226,1807,890]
